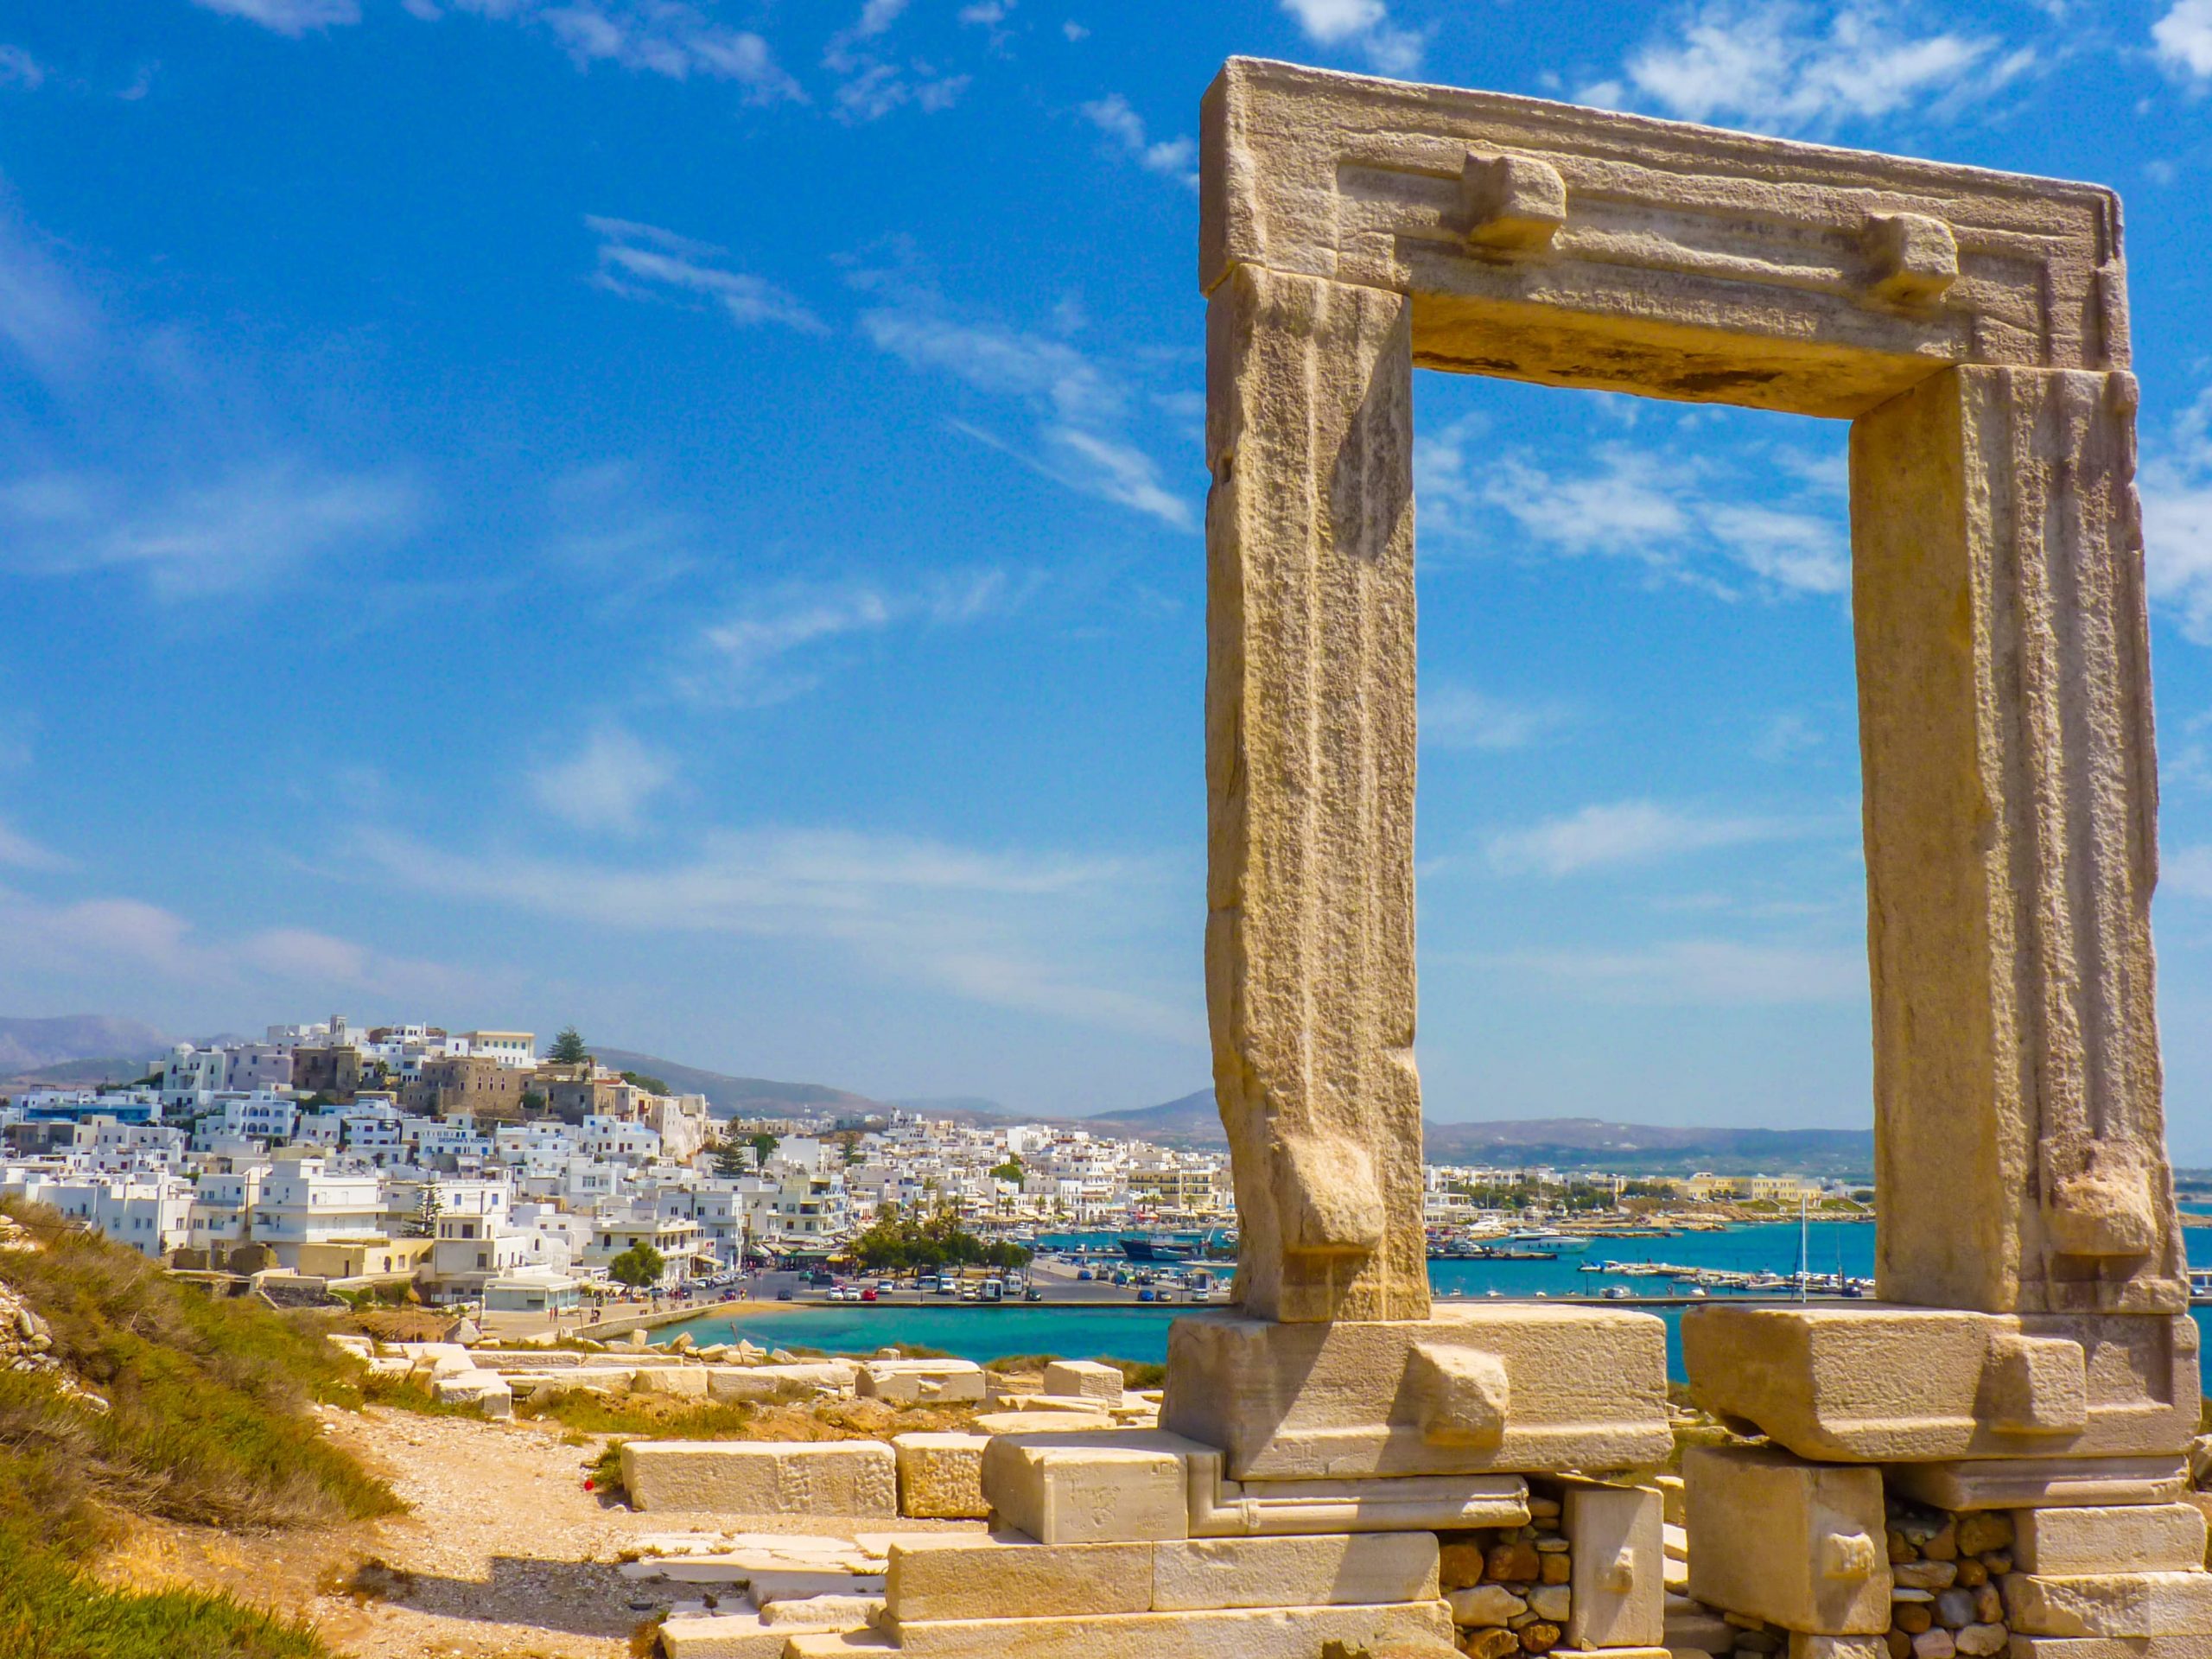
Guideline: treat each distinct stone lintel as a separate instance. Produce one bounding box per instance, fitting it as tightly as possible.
[1681,1306,2196,1462]
[1201,60,2127,419]
[1162,1307,1669,1482]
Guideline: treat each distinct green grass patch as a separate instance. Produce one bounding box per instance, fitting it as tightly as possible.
[0,1200,404,1657]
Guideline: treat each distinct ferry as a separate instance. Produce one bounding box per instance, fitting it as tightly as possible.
[1119,1228,1231,1264]
[1502,1230,1593,1254]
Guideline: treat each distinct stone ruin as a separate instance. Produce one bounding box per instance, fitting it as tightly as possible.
[616,56,2207,1659]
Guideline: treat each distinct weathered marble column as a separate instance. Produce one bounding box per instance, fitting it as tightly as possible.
[1851,365,2183,1319]
[1204,261,1428,1325]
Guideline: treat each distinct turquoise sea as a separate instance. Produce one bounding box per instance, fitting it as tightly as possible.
[656,1217,2212,1382]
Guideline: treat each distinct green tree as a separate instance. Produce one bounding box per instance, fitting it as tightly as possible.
[519,1089,548,1116]
[549,1026,589,1065]
[748,1131,781,1169]
[607,1243,665,1288]
[620,1071,671,1096]
[990,1157,1025,1184]
[845,1207,1032,1275]
[714,1138,751,1179]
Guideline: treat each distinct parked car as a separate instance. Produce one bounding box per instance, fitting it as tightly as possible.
[860,1287,878,1302]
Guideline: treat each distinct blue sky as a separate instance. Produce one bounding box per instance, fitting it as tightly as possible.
[3,0,2212,1153]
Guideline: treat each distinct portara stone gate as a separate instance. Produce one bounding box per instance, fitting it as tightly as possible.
[635,58,2211,1659]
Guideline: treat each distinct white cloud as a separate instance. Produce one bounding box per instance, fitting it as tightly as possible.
[585,215,825,332]
[823,0,969,120]
[0,884,492,1003]
[1752,711,1824,762]
[1081,93,1198,190]
[1487,800,1789,876]
[2143,388,2212,645]
[2171,845,2212,899]
[1497,938,1865,1004]
[1423,685,1568,752]
[190,0,361,35]
[413,0,803,99]
[530,727,677,836]
[1063,21,1089,41]
[354,823,1197,1039]
[0,815,68,872]
[0,45,45,88]
[0,462,419,599]
[0,196,102,387]
[2156,0,2212,82]
[861,304,1192,528]
[1434,433,1849,600]
[959,1,1012,22]
[1589,2,2035,137]
[1280,0,1426,74]
[683,569,1018,705]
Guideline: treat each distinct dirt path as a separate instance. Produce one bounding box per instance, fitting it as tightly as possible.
[97,1405,962,1659]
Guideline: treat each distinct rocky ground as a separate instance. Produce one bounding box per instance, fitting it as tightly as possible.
[93,1404,974,1658]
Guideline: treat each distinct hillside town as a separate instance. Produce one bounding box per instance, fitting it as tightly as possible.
[0,1014,1872,1314]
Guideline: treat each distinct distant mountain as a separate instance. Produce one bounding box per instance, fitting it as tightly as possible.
[0,1014,170,1074]
[592,1048,882,1121]
[1087,1088,1221,1145]
[1089,1088,1872,1174]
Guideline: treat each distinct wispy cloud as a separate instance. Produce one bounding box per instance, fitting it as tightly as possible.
[1280,0,1426,75]
[2156,0,2212,83]
[2171,844,2212,899]
[401,0,804,99]
[1081,94,1198,190]
[1752,711,1826,762]
[861,303,1192,528]
[530,727,677,836]
[1433,432,1848,599]
[1581,1,2037,137]
[1491,938,1865,1004]
[823,0,968,120]
[0,815,69,873]
[2144,387,2212,645]
[0,887,486,1001]
[585,215,825,333]
[1423,684,1570,753]
[681,569,1020,706]
[353,823,1197,1039]
[0,462,419,599]
[1487,800,1792,876]
[0,45,46,89]
[0,194,102,388]
[189,0,361,35]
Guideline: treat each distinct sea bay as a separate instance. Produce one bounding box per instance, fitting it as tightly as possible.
[656,1218,2212,1381]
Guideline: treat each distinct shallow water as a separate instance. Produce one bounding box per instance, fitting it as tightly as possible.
[653,1217,2212,1382]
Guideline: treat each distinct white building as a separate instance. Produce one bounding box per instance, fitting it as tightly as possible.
[250,1150,385,1267]
[41,1176,194,1257]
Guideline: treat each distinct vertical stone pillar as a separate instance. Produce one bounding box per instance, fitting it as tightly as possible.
[1205,263,1428,1323]
[1851,365,2183,1317]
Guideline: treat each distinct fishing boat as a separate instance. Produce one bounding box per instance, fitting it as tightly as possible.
[1502,1230,1592,1254]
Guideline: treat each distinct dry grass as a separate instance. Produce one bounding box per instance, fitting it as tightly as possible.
[0,1199,403,1659]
